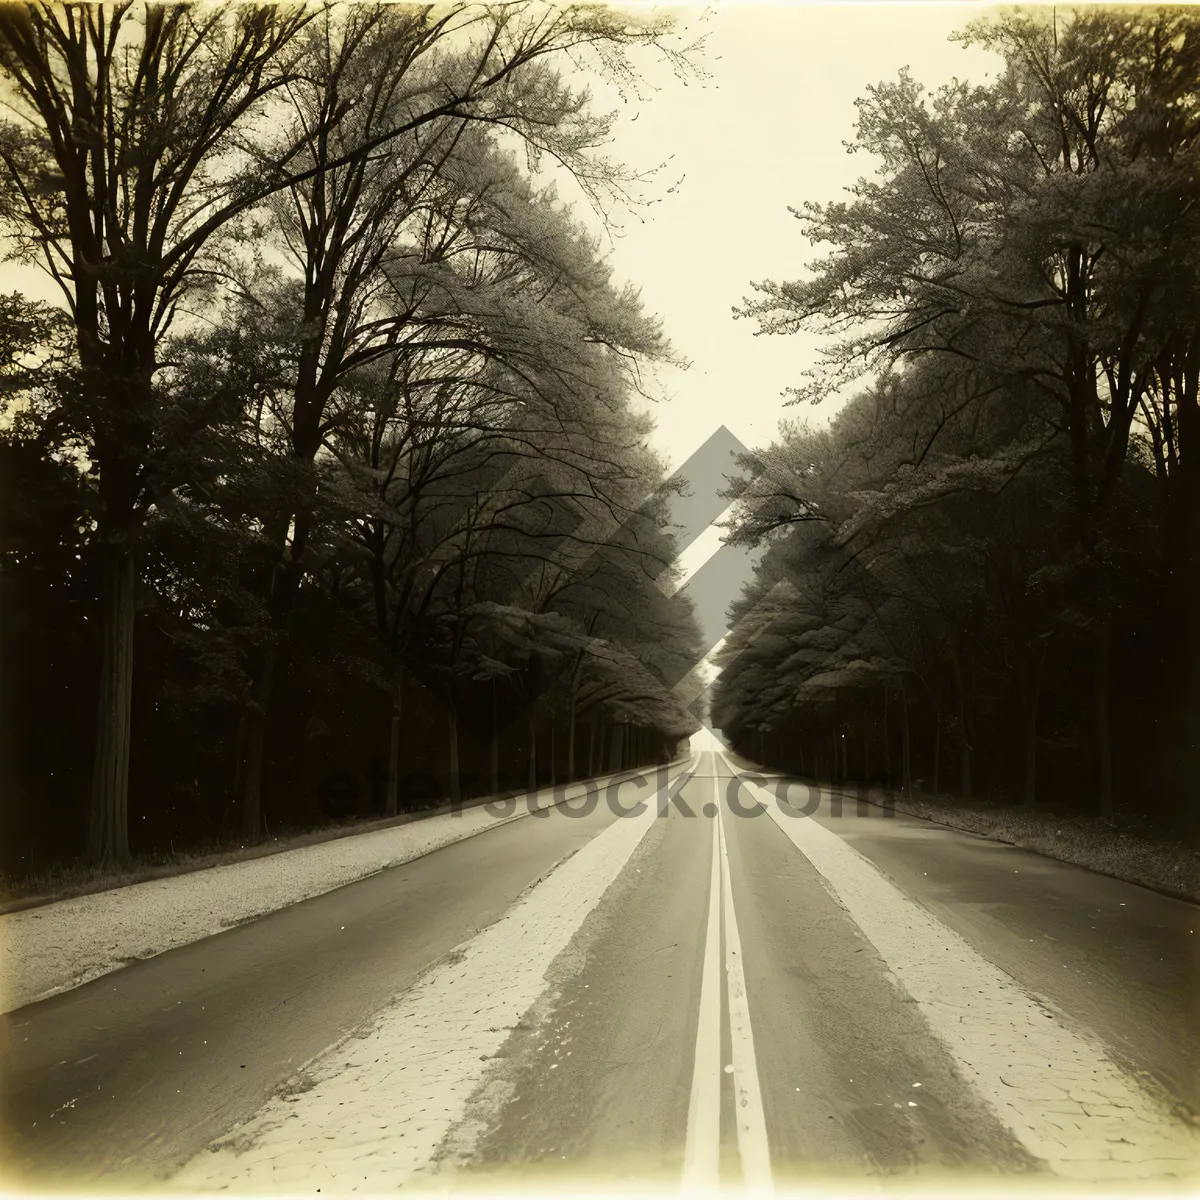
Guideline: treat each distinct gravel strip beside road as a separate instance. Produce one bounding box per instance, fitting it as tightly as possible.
[0,772,668,1015]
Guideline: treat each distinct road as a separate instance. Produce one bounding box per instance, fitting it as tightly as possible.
[3,730,1198,1192]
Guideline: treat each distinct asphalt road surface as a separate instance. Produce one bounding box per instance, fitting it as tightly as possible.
[3,730,1198,1192]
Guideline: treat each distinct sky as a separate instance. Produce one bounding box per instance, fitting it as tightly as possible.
[574,2,1007,474]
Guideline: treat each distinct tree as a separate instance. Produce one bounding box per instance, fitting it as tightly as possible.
[731,7,1200,820]
[0,0,691,860]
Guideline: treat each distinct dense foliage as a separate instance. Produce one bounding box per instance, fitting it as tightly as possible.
[0,2,702,873]
[716,9,1199,829]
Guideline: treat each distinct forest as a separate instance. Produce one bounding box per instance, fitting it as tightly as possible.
[0,3,704,874]
[714,9,1200,833]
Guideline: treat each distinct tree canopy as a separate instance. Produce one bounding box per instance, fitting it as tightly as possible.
[718,8,1198,826]
[0,1,702,871]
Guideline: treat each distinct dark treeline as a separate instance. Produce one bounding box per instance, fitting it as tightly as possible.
[0,3,703,874]
[715,8,1199,830]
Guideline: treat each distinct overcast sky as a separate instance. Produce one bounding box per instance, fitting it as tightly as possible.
[581,2,1006,474]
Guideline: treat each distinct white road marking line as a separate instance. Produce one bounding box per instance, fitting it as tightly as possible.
[716,757,774,1194]
[681,757,723,1191]
[174,774,663,1192]
[732,766,1200,1182]
[683,749,775,1193]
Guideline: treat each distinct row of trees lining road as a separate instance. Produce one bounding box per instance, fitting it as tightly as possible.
[0,3,703,872]
[715,8,1199,829]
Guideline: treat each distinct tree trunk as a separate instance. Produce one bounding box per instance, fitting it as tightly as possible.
[448,702,461,807]
[527,710,538,793]
[1173,355,1200,833]
[233,508,311,834]
[1021,694,1039,809]
[953,645,972,801]
[385,669,403,816]
[900,684,912,792]
[550,717,557,785]
[587,720,597,777]
[1020,646,1045,809]
[567,693,577,779]
[882,688,892,788]
[609,723,624,772]
[87,537,137,866]
[1095,621,1113,819]
[490,681,500,798]
[932,713,941,797]
[236,643,278,837]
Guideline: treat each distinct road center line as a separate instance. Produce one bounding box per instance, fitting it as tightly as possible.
[683,750,774,1194]
[681,762,722,1191]
[716,760,774,1194]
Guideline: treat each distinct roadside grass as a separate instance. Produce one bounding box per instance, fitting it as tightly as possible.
[871,788,1200,904]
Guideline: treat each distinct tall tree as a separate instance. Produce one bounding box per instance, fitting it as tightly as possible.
[0,0,688,860]
[734,6,1200,819]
